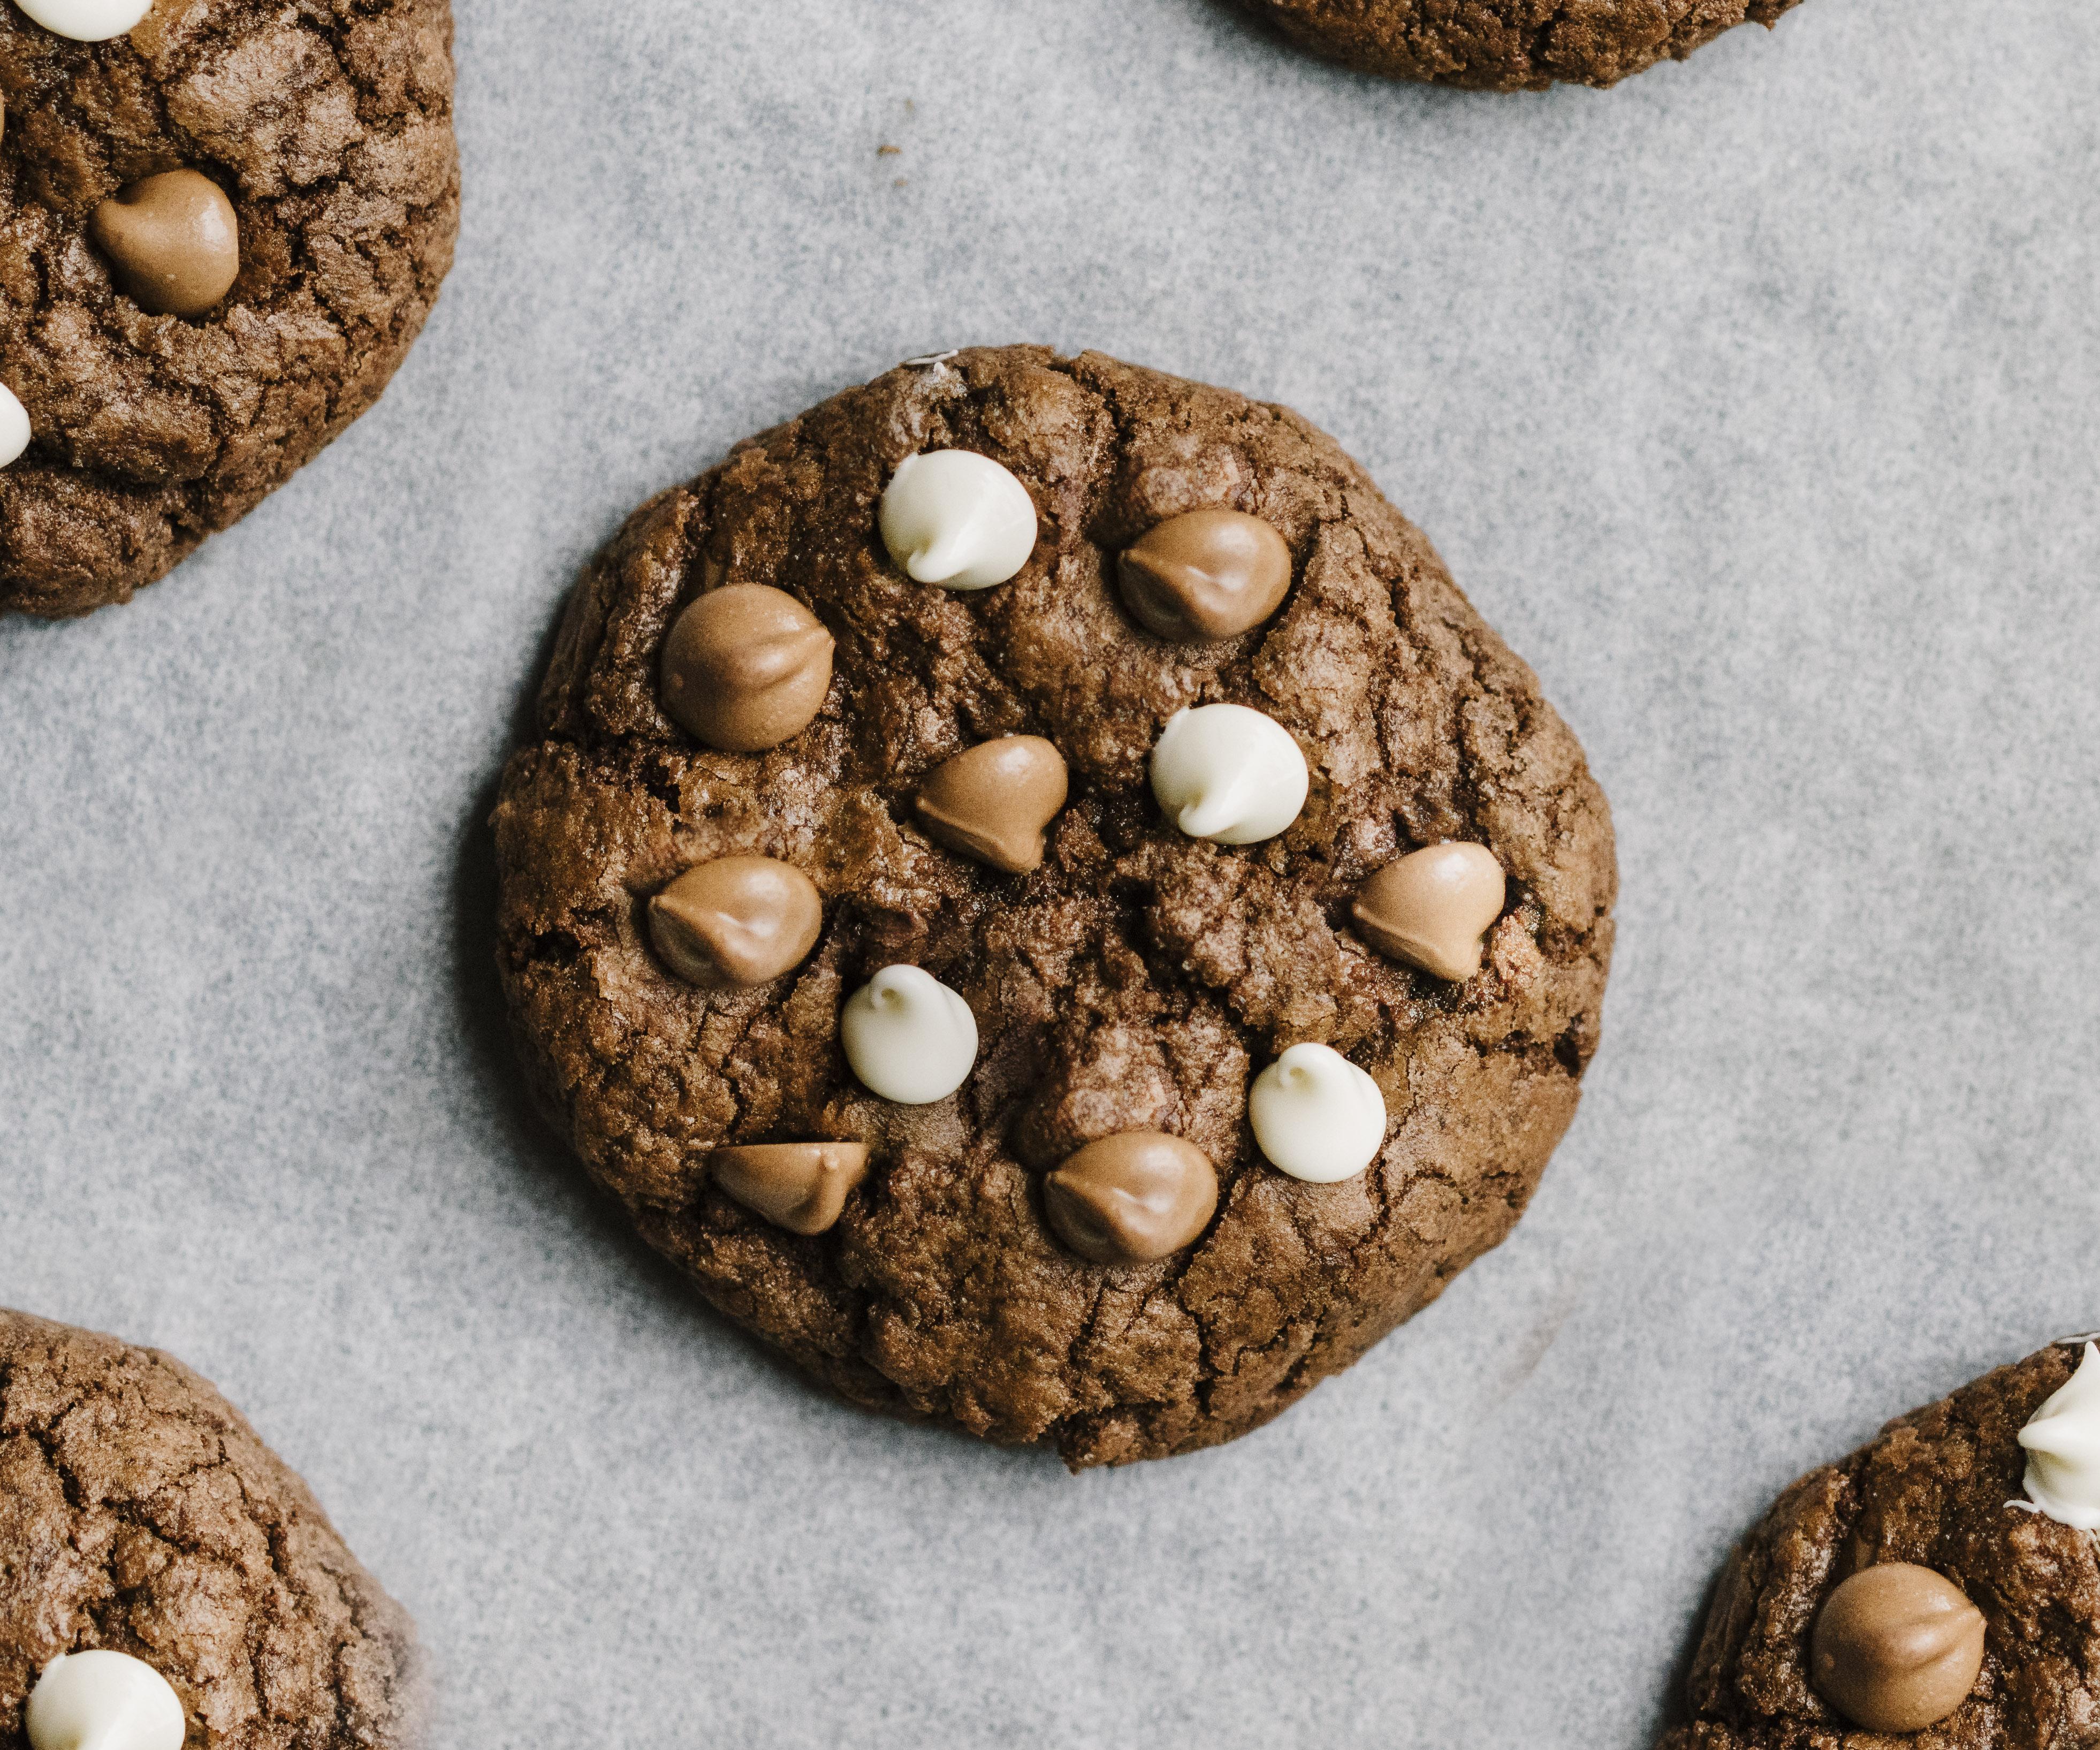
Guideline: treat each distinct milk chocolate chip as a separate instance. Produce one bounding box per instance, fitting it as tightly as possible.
[1117,508,1292,641]
[1044,1131,1218,1265]
[87,170,239,317]
[660,584,834,752]
[710,1142,870,1236]
[1812,1564,1986,1734]
[914,736,1069,874]
[1352,842,1506,982]
[648,856,823,988]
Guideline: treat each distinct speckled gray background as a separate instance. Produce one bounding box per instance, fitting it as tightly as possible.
[4,1,2097,1744]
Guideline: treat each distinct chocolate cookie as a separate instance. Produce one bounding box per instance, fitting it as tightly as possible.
[0,0,458,618]
[1237,0,1806,91]
[1663,1339,2100,1748]
[491,345,1616,1468]
[0,1308,424,1748]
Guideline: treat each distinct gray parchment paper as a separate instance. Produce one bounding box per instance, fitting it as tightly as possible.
[4,2,2098,1744]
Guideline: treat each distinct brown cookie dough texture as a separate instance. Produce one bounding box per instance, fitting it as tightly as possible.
[0,0,459,618]
[1237,0,1806,90]
[491,345,1617,1467]
[0,1308,424,1748]
[1661,1342,2100,1749]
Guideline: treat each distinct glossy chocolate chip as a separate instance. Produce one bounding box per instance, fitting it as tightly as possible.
[1044,1131,1218,1265]
[710,1142,871,1236]
[1117,508,1291,641]
[1812,1564,1986,1734]
[1352,842,1506,983]
[88,170,239,317]
[648,857,822,989]
[660,584,834,752]
[914,736,1069,874]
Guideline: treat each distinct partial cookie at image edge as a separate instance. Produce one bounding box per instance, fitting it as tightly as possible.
[0,0,460,618]
[1231,0,1807,92]
[1660,1340,2100,1748]
[0,1308,426,1750]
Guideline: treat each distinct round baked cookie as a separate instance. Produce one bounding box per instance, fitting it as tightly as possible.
[1663,1339,2100,1748]
[0,1308,424,1748]
[1235,0,1806,90]
[0,0,458,618]
[491,345,1616,1468]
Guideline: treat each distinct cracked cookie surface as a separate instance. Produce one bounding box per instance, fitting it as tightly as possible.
[491,345,1617,1468]
[1236,0,1805,90]
[0,1308,424,1749]
[1661,1343,2100,1749]
[0,0,458,618]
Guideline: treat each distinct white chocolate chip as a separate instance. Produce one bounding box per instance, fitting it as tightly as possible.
[12,0,154,42]
[841,964,979,1105]
[26,1652,186,1750]
[1248,1043,1387,1184]
[878,451,1037,590]
[2020,1341,2100,1528]
[0,385,28,468]
[1148,703,1309,845]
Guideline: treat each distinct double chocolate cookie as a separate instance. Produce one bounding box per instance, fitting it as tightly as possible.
[492,345,1617,1468]
[0,1308,423,1748]
[0,0,458,618]
[1237,0,1806,91]
[1665,1339,2100,1747]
